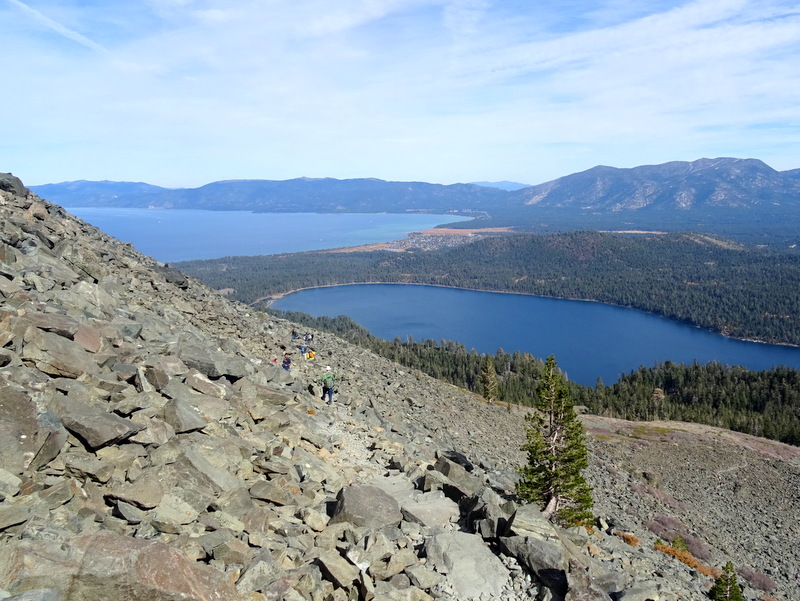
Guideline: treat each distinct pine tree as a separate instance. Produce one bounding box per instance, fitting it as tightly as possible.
[671,533,688,552]
[515,355,593,526]
[481,356,499,404]
[709,562,745,601]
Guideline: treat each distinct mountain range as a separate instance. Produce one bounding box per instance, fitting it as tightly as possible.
[510,157,800,212]
[28,157,800,242]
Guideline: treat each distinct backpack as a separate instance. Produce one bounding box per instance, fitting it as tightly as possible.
[322,372,335,388]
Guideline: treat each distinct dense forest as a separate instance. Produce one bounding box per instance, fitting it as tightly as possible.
[177,231,800,346]
[270,310,800,446]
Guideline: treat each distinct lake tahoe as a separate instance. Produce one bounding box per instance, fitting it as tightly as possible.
[272,284,800,386]
[66,208,467,262]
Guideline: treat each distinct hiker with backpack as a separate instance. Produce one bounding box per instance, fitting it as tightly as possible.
[321,366,336,405]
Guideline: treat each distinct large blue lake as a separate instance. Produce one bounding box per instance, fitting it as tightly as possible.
[66,208,800,386]
[66,208,467,262]
[272,284,800,386]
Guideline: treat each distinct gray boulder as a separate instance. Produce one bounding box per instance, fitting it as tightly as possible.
[424,531,509,600]
[500,535,569,596]
[56,398,143,451]
[329,483,403,530]
[0,533,244,601]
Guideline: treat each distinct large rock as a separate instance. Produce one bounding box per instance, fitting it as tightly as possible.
[499,535,569,596]
[176,341,255,379]
[329,483,403,530]
[424,532,509,600]
[161,397,207,433]
[0,173,28,196]
[55,398,143,451]
[462,487,516,539]
[0,533,244,601]
[21,328,99,378]
[0,381,41,474]
[369,473,459,529]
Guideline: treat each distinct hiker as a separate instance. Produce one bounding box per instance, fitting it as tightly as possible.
[321,366,336,405]
[291,329,299,339]
[282,352,291,370]
[304,332,313,343]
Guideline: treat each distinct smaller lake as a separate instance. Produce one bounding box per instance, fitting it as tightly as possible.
[272,284,800,386]
[66,208,468,262]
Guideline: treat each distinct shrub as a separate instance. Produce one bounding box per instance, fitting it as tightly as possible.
[738,566,776,592]
[644,515,686,540]
[643,516,710,561]
[671,533,688,552]
[614,530,640,546]
[654,543,720,578]
[680,532,711,562]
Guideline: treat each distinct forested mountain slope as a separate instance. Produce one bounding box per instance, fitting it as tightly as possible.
[177,230,800,346]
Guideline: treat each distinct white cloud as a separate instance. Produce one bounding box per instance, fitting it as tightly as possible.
[3,0,800,186]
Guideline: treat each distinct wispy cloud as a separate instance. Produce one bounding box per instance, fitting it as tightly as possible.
[6,0,107,53]
[3,0,800,186]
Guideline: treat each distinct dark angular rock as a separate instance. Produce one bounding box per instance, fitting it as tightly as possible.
[499,535,568,596]
[21,328,99,378]
[56,398,144,450]
[161,397,207,433]
[0,380,41,474]
[329,483,403,530]
[0,173,28,196]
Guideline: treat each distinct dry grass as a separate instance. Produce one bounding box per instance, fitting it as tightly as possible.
[654,543,720,578]
[614,531,640,546]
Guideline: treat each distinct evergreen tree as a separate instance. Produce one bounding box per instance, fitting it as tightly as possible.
[671,534,688,552]
[709,562,745,601]
[481,356,499,404]
[515,355,593,526]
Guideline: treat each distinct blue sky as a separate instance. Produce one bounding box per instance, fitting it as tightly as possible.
[3,0,800,188]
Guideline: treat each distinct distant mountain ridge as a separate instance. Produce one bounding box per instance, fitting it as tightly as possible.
[29,158,800,242]
[510,157,800,212]
[31,177,508,214]
[31,157,799,214]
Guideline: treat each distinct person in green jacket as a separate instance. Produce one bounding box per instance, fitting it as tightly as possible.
[321,366,336,405]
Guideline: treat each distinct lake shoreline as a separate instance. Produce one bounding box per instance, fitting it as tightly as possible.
[269,283,800,386]
[258,281,799,350]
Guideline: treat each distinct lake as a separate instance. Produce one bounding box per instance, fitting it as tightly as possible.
[66,208,468,262]
[65,208,800,385]
[272,284,800,386]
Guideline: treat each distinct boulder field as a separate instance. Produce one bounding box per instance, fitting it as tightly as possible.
[1,172,798,601]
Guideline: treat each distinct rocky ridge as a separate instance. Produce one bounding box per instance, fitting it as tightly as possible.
[1,172,799,601]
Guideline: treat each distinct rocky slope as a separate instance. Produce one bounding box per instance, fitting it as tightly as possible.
[1,172,799,601]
